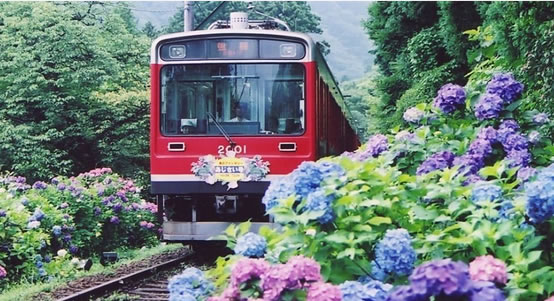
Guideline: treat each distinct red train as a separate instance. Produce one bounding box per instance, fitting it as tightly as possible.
[150,14,359,241]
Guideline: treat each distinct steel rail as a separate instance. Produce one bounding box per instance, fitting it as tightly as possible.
[57,253,191,301]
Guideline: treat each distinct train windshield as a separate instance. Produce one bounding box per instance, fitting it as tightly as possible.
[160,64,305,136]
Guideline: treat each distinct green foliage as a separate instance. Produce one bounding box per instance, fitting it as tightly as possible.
[0,2,151,183]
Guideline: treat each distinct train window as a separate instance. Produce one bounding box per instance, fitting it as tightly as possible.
[260,40,305,59]
[160,64,305,136]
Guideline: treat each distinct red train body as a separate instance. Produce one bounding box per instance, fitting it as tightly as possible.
[150,25,359,241]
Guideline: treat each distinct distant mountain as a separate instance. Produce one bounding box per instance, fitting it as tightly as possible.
[131,1,374,81]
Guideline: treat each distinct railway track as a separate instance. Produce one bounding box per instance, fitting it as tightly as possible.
[40,244,227,301]
[35,247,191,301]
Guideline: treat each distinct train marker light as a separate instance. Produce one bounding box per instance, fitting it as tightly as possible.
[169,45,186,58]
[280,44,296,57]
[100,252,119,266]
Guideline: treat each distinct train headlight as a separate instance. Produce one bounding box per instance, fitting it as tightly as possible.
[280,44,296,58]
[169,45,186,59]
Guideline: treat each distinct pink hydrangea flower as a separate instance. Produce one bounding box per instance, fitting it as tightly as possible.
[230,258,269,287]
[544,297,554,301]
[306,282,342,301]
[0,265,7,278]
[287,255,322,284]
[469,255,508,285]
[261,263,295,301]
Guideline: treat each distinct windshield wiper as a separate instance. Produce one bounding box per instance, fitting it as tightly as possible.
[207,112,236,148]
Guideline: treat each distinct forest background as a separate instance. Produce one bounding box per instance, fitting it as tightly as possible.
[0,1,553,194]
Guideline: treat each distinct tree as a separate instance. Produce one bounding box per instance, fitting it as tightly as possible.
[0,2,150,181]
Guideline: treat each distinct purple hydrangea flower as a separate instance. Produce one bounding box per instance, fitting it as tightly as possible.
[517,167,537,182]
[468,281,506,301]
[477,126,498,143]
[234,232,267,258]
[262,263,296,300]
[395,130,416,142]
[287,255,322,284]
[63,234,72,242]
[409,259,472,298]
[463,174,483,186]
[0,210,6,217]
[110,216,120,224]
[506,149,531,168]
[469,255,507,285]
[471,182,502,205]
[502,133,528,152]
[453,153,485,176]
[433,83,467,114]
[416,151,455,175]
[304,189,335,224]
[528,130,541,144]
[386,285,424,301]
[113,203,123,213]
[467,139,493,157]
[524,163,554,223]
[497,120,520,143]
[51,177,59,185]
[475,94,504,120]
[69,245,78,254]
[373,229,416,278]
[60,202,68,209]
[359,134,389,160]
[57,183,66,191]
[533,112,550,125]
[93,206,102,216]
[32,181,48,190]
[486,73,524,103]
[403,107,424,123]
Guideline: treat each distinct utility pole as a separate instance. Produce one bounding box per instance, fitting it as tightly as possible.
[184,1,194,32]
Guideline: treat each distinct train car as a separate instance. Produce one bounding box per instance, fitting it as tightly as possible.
[150,13,359,241]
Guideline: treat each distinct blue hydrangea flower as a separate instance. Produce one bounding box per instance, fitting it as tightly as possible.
[168,267,214,301]
[262,178,295,213]
[340,281,373,301]
[433,83,466,114]
[533,112,550,125]
[471,182,502,205]
[52,225,62,236]
[468,281,505,301]
[524,163,554,223]
[29,208,45,222]
[234,232,267,258]
[486,73,524,104]
[416,151,455,175]
[498,200,515,221]
[373,229,416,278]
[358,278,394,301]
[291,161,345,199]
[304,189,335,224]
[69,245,78,254]
[38,268,47,277]
[506,149,531,168]
[0,210,6,217]
[474,93,504,120]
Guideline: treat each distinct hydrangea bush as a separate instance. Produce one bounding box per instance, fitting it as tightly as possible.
[0,168,159,286]
[198,71,554,301]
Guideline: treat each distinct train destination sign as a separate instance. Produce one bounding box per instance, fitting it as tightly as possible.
[191,151,270,189]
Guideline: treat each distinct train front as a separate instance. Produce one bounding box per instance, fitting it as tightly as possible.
[150,24,318,241]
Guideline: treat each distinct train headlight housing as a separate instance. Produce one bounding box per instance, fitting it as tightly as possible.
[280,44,296,58]
[169,45,186,59]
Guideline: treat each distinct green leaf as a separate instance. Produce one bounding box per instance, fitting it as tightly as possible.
[238,221,252,236]
[367,216,392,225]
[337,247,357,259]
[528,282,544,295]
[324,232,350,244]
